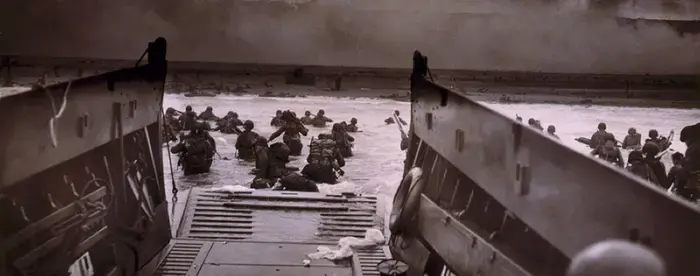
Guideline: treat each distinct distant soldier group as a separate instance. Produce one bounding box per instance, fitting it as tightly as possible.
[587,122,700,203]
[514,113,699,203]
[163,106,366,193]
[516,114,560,139]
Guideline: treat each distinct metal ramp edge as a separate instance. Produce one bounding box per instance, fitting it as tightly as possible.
[153,240,211,276]
[353,246,393,276]
[176,188,380,243]
[151,240,391,276]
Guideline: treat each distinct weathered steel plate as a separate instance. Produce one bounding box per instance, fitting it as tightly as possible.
[408,69,700,275]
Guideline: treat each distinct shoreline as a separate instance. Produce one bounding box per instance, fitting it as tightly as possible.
[1,56,698,108]
[168,85,700,109]
[3,81,698,109]
[3,84,697,109]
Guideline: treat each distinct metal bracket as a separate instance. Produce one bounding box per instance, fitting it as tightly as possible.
[514,147,531,196]
[455,129,464,152]
[78,113,89,138]
[129,100,138,118]
[425,113,433,130]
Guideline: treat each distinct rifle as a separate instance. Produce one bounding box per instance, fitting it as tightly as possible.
[332,160,345,177]
[169,108,184,116]
[654,129,676,160]
[335,168,345,178]
[283,110,309,134]
[394,113,410,150]
[394,113,408,141]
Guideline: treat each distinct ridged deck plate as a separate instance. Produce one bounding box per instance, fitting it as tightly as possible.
[176,188,379,243]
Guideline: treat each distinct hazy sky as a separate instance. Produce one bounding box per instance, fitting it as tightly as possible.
[1,0,699,74]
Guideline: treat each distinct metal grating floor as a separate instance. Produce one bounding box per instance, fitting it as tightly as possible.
[176,188,379,243]
[154,240,208,276]
[162,188,388,275]
[356,246,392,276]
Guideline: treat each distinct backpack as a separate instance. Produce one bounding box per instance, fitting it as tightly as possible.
[591,131,606,148]
[184,137,212,167]
[320,139,336,158]
[308,139,335,165]
[242,132,258,147]
[600,146,620,164]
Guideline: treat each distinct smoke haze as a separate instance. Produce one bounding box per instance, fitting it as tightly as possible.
[1,0,699,74]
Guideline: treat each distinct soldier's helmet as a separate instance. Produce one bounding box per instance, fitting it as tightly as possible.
[649,129,659,138]
[244,120,254,130]
[628,150,643,162]
[642,142,660,157]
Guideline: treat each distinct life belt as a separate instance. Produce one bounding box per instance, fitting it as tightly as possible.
[389,167,427,235]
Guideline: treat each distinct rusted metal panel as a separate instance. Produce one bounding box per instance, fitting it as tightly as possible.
[408,66,700,275]
[0,38,170,276]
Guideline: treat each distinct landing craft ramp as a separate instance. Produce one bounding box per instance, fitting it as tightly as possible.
[388,52,700,276]
[146,188,387,276]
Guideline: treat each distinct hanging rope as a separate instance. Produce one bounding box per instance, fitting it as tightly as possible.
[162,109,179,218]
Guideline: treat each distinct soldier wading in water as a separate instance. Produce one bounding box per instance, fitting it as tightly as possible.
[268,111,309,156]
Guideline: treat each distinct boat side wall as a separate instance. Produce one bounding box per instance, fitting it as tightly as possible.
[390,65,700,275]
[0,55,171,275]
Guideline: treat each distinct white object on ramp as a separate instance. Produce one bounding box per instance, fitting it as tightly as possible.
[306,228,385,261]
[209,185,253,193]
